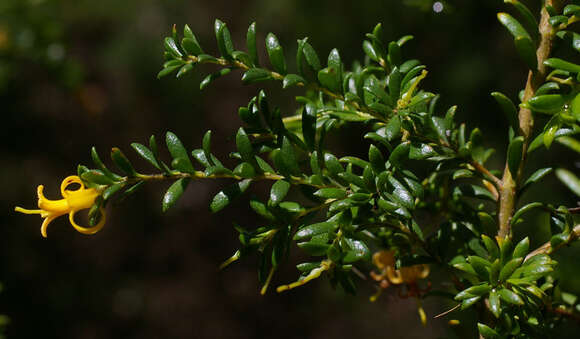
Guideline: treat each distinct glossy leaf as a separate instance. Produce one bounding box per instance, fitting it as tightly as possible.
[214,19,234,58]
[269,180,290,207]
[478,323,500,339]
[81,170,116,185]
[491,92,519,130]
[162,178,190,212]
[210,179,252,213]
[512,237,530,259]
[489,289,501,318]
[246,22,259,66]
[111,147,137,177]
[314,188,347,199]
[511,202,543,225]
[499,288,524,305]
[236,128,254,163]
[499,257,523,281]
[526,94,565,114]
[544,58,580,73]
[166,131,195,172]
[294,222,337,241]
[242,68,273,83]
[265,33,287,74]
[283,74,306,88]
[521,168,552,191]
[555,168,580,197]
[507,136,524,177]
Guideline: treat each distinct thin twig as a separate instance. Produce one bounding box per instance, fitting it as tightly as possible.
[497,1,563,238]
[525,224,580,261]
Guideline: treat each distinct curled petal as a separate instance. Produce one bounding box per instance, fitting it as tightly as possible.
[68,208,106,235]
[61,175,85,198]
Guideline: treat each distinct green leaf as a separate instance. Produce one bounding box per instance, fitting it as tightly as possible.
[181,38,202,56]
[294,222,337,241]
[269,180,290,207]
[300,39,321,72]
[571,93,580,121]
[210,179,252,213]
[461,296,481,310]
[478,323,500,339]
[430,117,449,144]
[164,37,182,58]
[389,175,414,209]
[162,178,190,212]
[200,68,231,90]
[521,168,552,191]
[324,153,344,177]
[233,162,255,178]
[453,262,477,276]
[277,136,301,176]
[564,4,580,16]
[342,238,370,263]
[318,67,341,93]
[302,103,317,150]
[481,235,499,261]
[514,35,538,70]
[102,183,122,201]
[555,168,580,197]
[513,237,530,259]
[557,30,580,54]
[111,147,137,177]
[157,65,181,79]
[236,128,254,163]
[544,58,580,73]
[283,74,305,88]
[297,241,330,256]
[497,13,537,69]
[455,284,492,300]
[242,68,273,83]
[265,33,287,74]
[388,142,410,168]
[175,63,194,78]
[499,288,524,305]
[246,22,259,66]
[166,131,194,172]
[182,25,203,55]
[489,289,501,318]
[250,200,275,221]
[468,256,491,280]
[314,188,347,199]
[388,68,401,102]
[526,94,566,114]
[214,19,234,59]
[536,81,560,95]
[557,136,580,153]
[511,202,543,225]
[385,116,402,141]
[368,144,385,174]
[453,184,497,201]
[362,40,379,62]
[90,147,121,180]
[499,257,523,281]
[507,136,524,177]
[387,41,401,66]
[491,92,519,130]
[81,170,116,185]
[149,135,171,174]
[504,0,538,39]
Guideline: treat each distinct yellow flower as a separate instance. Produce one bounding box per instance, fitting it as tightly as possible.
[371,250,430,285]
[15,176,106,238]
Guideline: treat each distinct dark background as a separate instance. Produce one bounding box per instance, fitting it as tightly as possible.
[1,0,579,338]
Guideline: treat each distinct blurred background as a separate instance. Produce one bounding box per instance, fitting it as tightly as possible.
[1,0,579,338]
